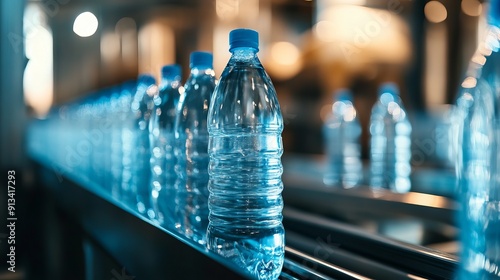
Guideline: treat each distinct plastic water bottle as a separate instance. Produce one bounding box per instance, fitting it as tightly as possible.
[173,52,215,243]
[323,89,362,188]
[130,74,157,217]
[206,29,285,280]
[119,81,138,207]
[369,83,412,193]
[457,0,500,278]
[108,86,126,199]
[149,64,182,225]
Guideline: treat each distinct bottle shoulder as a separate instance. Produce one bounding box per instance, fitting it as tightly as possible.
[209,64,282,131]
[179,86,215,111]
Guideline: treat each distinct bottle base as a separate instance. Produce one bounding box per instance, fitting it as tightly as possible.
[207,225,285,280]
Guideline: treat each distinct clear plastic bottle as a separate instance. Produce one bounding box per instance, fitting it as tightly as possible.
[369,83,412,193]
[108,86,126,199]
[149,64,182,225]
[323,89,362,188]
[120,80,138,208]
[173,52,215,244]
[206,29,285,280]
[130,74,157,217]
[457,0,500,278]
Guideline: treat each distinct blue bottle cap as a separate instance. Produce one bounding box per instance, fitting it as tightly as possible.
[138,74,156,86]
[229,28,259,52]
[190,51,213,69]
[378,82,400,97]
[335,89,353,102]
[488,0,500,27]
[161,64,181,78]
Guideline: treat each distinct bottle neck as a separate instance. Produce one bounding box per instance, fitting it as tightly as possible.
[230,47,258,61]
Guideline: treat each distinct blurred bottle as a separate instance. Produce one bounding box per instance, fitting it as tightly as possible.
[120,81,138,207]
[115,82,135,198]
[323,89,362,188]
[456,0,500,278]
[149,64,183,225]
[173,52,215,244]
[108,86,126,199]
[206,29,285,280]
[369,83,412,193]
[130,74,157,217]
[89,95,108,187]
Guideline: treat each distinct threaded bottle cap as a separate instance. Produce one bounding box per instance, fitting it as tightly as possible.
[378,82,399,97]
[190,51,213,69]
[161,64,181,78]
[229,28,259,52]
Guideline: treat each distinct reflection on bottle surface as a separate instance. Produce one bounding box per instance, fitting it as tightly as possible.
[129,74,157,218]
[369,83,412,193]
[206,29,285,280]
[457,2,500,278]
[173,52,215,244]
[109,85,133,200]
[149,64,182,226]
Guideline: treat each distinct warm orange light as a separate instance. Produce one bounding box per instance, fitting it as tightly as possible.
[425,1,448,23]
[314,4,411,64]
[138,20,175,81]
[461,0,482,17]
[24,4,53,117]
[461,77,478,89]
[100,32,120,64]
[266,41,303,80]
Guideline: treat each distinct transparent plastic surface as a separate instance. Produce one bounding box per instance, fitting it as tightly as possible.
[323,91,362,188]
[457,25,500,280]
[174,63,216,244]
[207,46,285,280]
[149,69,182,225]
[130,75,157,217]
[369,86,412,193]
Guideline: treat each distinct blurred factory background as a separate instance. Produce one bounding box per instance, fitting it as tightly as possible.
[0,0,487,167]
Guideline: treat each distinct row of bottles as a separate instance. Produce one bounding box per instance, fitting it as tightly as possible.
[28,29,284,280]
[323,83,412,193]
[25,1,499,277]
[133,32,284,278]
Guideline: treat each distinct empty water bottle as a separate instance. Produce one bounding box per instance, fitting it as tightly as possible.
[130,74,157,217]
[206,28,285,280]
[457,0,500,278]
[323,89,362,188]
[149,64,182,225]
[173,52,215,244]
[369,83,412,193]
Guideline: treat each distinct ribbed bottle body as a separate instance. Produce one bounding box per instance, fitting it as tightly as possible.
[174,66,215,244]
[207,48,284,280]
